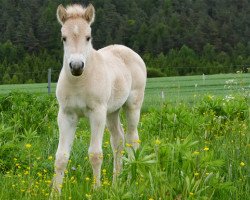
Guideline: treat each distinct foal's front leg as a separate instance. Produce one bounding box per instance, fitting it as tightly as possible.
[88,106,106,187]
[52,109,78,193]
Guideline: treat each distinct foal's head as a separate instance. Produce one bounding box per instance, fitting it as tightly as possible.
[57,4,95,76]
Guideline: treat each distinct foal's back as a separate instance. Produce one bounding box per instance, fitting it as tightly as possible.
[99,44,146,90]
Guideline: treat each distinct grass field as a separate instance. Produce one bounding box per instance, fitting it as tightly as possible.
[0,73,250,110]
[0,73,249,199]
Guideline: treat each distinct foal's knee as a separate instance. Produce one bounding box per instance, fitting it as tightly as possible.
[88,152,103,169]
[55,153,69,171]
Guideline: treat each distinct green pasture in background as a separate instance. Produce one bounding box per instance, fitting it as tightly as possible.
[0,73,249,110]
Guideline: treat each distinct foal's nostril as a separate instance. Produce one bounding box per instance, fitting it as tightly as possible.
[81,62,84,69]
[69,62,73,69]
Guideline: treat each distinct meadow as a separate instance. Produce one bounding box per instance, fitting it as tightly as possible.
[0,73,249,199]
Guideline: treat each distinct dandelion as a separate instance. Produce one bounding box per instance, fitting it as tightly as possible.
[85,177,90,181]
[103,180,110,186]
[126,143,133,147]
[25,143,32,149]
[194,172,199,176]
[240,162,245,167]
[155,139,161,145]
[48,155,53,160]
[37,172,42,177]
[135,139,141,144]
[204,146,209,151]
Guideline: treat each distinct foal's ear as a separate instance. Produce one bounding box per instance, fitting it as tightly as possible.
[84,4,95,24]
[57,4,67,25]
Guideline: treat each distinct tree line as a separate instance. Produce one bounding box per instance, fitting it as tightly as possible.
[0,0,250,83]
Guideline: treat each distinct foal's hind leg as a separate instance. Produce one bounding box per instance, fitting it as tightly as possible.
[124,91,144,151]
[106,110,125,182]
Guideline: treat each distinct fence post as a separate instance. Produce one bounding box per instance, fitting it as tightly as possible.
[48,68,51,94]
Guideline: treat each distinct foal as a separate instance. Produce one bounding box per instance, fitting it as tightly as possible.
[52,4,146,193]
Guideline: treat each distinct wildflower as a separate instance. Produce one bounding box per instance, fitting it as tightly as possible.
[155,139,161,145]
[102,169,107,174]
[45,180,51,185]
[25,143,32,149]
[85,177,90,181]
[126,143,133,147]
[240,162,245,167]
[193,151,200,155]
[204,146,209,151]
[103,180,110,186]
[194,172,199,176]
[48,155,53,160]
[37,172,42,177]
[135,139,141,144]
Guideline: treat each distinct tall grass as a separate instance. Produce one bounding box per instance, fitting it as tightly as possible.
[0,91,249,199]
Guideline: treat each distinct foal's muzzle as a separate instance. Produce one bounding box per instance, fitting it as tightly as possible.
[69,61,84,76]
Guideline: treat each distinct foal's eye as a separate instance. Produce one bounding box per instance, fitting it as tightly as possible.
[62,37,67,42]
[86,36,91,42]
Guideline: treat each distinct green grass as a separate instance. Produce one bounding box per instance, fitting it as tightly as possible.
[0,73,249,110]
[0,74,249,199]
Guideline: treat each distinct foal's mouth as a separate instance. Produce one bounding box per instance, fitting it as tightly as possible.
[71,69,84,76]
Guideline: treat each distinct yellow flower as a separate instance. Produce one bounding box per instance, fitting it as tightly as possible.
[240,162,245,167]
[135,139,141,144]
[194,172,199,176]
[193,151,200,155]
[24,171,29,175]
[25,143,32,149]
[102,169,107,174]
[189,192,194,196]
[103,180,110,186]
[155,139,161,145]
[149,198,154,200]
[126,143,133,147]
[204,146,209,151]
[48,156,53,160]
[85,177,90,181]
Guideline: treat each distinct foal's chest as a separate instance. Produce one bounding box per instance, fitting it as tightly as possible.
[58,91,89,117]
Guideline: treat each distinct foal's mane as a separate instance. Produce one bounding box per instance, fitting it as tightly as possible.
[65,4,87,19]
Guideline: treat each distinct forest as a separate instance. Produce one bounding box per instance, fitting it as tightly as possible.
[0,0,250,84]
